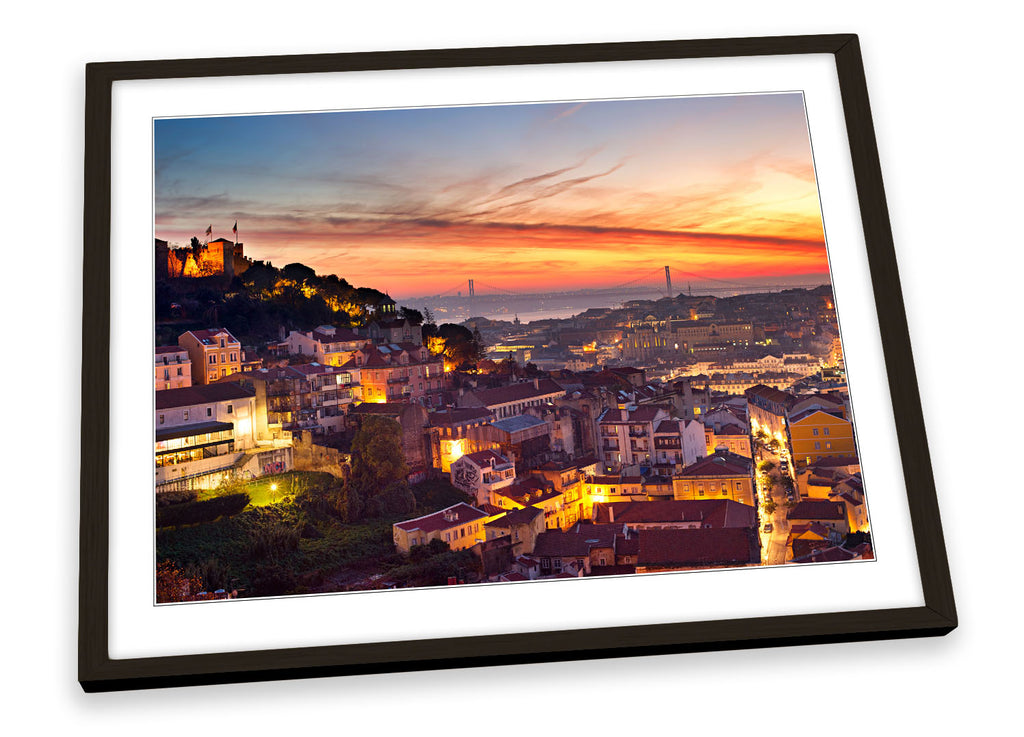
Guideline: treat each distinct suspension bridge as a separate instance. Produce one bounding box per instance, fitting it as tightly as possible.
[415,266,826,302]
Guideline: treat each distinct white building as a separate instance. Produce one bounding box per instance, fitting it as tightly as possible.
[155,383,275,491]
[450,449,516,506]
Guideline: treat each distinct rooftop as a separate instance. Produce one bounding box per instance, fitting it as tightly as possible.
[156,382,255,410]
[394,503,489,534]
[637,527,758,567]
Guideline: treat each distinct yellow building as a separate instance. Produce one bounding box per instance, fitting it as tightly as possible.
[672,449,755,506]
[392,503,493,554]
[493,480,571,530]
[789,409,855,467]
[179,328,242,385]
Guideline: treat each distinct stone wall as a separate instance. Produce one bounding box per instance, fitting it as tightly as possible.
[292,431,351,479]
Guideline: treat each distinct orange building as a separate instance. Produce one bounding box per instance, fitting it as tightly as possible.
[788,409,856,467]
[178,328,242,385]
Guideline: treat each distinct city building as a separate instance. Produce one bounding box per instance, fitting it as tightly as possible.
[426,407,495,472]
[652,418,707,471]
[178,328,242,385]
[592,499,756,531]
[155,382,268,491]
[673,449,755,506]
[470,414,553,470]
[745,384,796,443]
[227,363,357,438]
[635,527,759,572]
[367,318,422,346]
[596,405,672,469]
[482,506,547,559]
[450,449,516,506]
[282,325,364,366]
[155,346,191,391]
[345,342,445,406]
[457,378,566,419]
[787,500,851,536]
[392,503,492,554]
[789,409,856,467]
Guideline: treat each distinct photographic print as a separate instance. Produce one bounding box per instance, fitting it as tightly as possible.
[152,91,873,603]
[82,35,955,692]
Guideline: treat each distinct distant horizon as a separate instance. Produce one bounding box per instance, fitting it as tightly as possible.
[156,92,829,295]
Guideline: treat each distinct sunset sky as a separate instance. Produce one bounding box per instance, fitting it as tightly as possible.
[154,93,829,297]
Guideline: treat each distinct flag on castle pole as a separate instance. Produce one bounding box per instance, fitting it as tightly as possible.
[232,221,238,244]
[205,224,212,238]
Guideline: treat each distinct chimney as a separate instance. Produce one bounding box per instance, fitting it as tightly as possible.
[533,378,540,390]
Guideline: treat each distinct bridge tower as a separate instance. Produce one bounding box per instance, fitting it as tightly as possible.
[664,266,673,298]
[468,279,475,297]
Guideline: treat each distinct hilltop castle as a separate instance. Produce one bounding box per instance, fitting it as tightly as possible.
[155,238,251,281]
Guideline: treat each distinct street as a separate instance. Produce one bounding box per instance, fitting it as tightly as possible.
[756,445,793,566]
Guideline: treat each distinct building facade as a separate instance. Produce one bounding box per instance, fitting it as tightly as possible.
[179,328,242,385]
[155,346,192,391]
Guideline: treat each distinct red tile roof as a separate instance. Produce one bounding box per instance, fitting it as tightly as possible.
[428,408,494,426]
[679,450,752,478]
[484,506,544,528]
[464,379,565,407]
[594,499,755,528]
[155,383,255,410]
[459,449,513,468]
[637,528,758,567]
[155,345,187,354]
[788,500,847,521]
[394,503,489,533]
[184,328,239,345]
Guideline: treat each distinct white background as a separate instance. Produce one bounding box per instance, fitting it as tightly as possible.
[2,0,1018,733]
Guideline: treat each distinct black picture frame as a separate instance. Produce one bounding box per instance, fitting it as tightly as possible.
[80,33,956,692]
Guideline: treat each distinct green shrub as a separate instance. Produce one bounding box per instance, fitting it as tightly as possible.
[156,493,250,528]
[157,490,198,507]
[246,521,300,560]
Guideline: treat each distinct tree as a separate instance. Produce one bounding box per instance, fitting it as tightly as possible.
[398,306,424,325]
[350,416,409,497]
[282,262,316,284]
[156,560,204,603]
